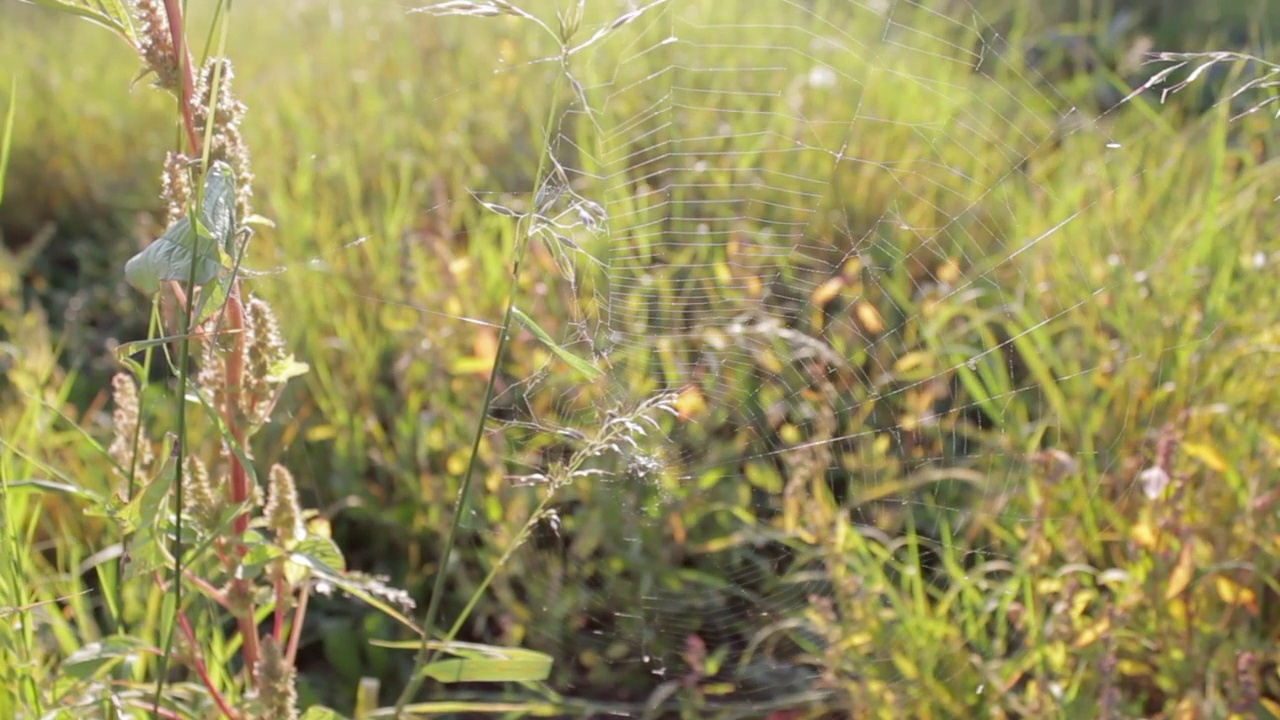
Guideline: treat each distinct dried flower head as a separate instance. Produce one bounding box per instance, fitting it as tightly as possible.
[196,333,229,414]
[160,151,193,227]
[192,58,255,220]
[108,373,154,487]
[264,463,303,546]
[181,454,220,534]
[243,296,287,420]
[135,0,180,93]
[253,635,298,720]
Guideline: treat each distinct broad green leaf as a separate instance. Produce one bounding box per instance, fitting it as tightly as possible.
[269,355,311,383]
[122,528,168,580]
[371,639,554,683]
[292,535,346,572]
[241,541,285,572]
[418,655,552,683]
[62,636,152,679]
[511,306,603,381]
[286,535,346,585]
[368,700,563,716]
[19,0,137,42]
[125,162,237,294]
[189,274,231,325]
[116,454,174,535]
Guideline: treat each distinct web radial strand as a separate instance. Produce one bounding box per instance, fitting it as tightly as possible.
[433,0,1140,701]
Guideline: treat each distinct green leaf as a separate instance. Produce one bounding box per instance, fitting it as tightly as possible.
[370,639,553,684]
[0,77,15,205]
[419,655,552,684]
[122,528,168,580]
[241,540,285,571]
[116,454,174,535]
[286,535,345,585]
[511,306,603,381]
[18,0,137,42]
[355,678,380,720]
[115,330,210,359]
[292,535,346,573]
[125,162,237,294]
[368,701,562,717]
[3,478,101,503]
[62,636,152,679]
[268,355,311,383]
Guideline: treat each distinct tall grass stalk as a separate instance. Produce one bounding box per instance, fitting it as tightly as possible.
[394,52,570,715]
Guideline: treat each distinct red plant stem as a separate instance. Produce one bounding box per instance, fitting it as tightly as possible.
[220,289,261,681]
[161,0,202,155]
[285,584,311,667]
[177,610,243,720]
[224,292,250,537]
[183,566,232,610]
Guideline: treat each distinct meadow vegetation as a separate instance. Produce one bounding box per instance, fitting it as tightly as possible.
[1,0,1279,718]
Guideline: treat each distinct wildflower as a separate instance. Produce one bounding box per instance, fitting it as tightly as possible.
[181,454,221,534]
[243,296,287,421]
[108,373,153,486]
[264,464,304,546]
[159,151,193,227]
[135,0,180,93]
[192,58,255,220]
[253,635,298,720]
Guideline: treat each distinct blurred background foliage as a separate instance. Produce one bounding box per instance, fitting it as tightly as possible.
[2,0,1279,717]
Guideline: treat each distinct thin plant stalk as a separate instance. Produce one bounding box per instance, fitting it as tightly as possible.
[394,68,568,715]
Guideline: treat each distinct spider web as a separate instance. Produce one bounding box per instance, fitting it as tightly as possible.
[259,0,1155,712]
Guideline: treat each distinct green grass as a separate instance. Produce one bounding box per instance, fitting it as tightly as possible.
[2,0,1280,718]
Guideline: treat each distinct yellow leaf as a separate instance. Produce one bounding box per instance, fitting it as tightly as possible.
[1183,442,1230,473]
[307,516,333,540]
[780,423,802,445]
[1214,575,1259,612]
[937,257,961,284]
[854,301,885,335]
[1073,617,1111,649]
[1130,519,1159,549]
[894,351,929,374]
[1165,541,1195,600]
[305,424,337,442]
[1116,659,1151,677]
[811,276,844,307]
[1173,696,1200,720]
[674,384,707,421]
[1070,614,1111,648]
[667,512,687,546]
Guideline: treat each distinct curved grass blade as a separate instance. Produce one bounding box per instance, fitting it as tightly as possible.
[511,306,602,381]
[18,0,137,42]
